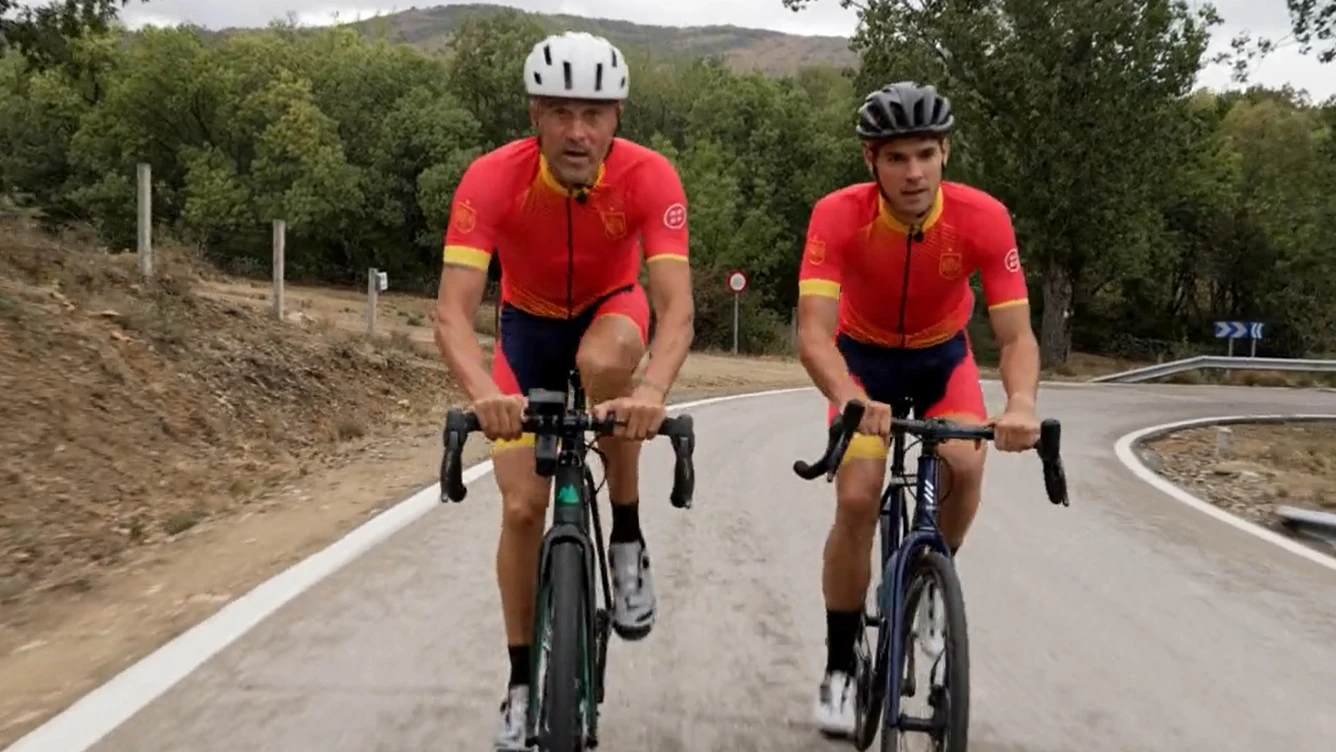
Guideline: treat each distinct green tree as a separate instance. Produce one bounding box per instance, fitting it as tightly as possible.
[443,9,546,150]
[0,0,145,70]
[1289,0,1336,62]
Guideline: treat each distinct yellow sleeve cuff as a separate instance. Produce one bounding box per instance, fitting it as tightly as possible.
[442,245,491,271]
[799,279,840,298]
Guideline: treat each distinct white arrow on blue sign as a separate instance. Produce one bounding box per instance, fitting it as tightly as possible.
[1213,320,1264,339]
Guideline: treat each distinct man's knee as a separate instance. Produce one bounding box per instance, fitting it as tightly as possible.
[495,451,550,529]
[939,440,985,498]
[576,315,644,389]
[834,458,885,529]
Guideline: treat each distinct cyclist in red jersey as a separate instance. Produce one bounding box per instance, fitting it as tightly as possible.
[796,82,1042,737]
[431,32,694,750]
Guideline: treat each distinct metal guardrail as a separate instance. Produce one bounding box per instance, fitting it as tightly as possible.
[1090,356,1336,384]
[1275,506,1336,549]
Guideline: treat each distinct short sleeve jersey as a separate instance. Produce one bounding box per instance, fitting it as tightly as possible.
[442,137,689,319]
[797,180,1028,349]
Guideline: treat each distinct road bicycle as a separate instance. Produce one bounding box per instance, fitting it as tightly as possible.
[439,368,696,751]
[794,398,1069,751]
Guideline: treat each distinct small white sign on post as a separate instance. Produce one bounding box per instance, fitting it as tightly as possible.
[726,270,748,354]
[367,267,380,336]
[376,271,388,292]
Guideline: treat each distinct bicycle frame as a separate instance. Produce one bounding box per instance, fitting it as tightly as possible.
[438,366,697,752]
[794,396,1068,749]
[874,399,953,735]
[526,370,612,745]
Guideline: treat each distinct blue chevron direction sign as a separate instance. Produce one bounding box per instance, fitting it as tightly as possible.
[1213,321,1264,339]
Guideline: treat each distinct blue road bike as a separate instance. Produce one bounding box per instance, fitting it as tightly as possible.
[794,398,1069,751]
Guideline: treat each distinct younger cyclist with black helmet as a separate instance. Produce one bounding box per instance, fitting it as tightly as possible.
[794,82,1043,736]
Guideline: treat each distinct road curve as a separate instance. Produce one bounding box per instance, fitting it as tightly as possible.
[81,383,1336,752]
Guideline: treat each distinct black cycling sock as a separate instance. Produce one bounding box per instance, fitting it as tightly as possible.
[508,644,531,687]
[825,609,861,675]
[609,500,642,544]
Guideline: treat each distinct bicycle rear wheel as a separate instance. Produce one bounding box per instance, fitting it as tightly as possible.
[887,549,968,752]
[541,541,589,751]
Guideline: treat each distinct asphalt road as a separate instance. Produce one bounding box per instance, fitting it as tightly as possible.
[84,383,1336,752]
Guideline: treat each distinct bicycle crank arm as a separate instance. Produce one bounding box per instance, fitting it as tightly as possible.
[897,714,944,734]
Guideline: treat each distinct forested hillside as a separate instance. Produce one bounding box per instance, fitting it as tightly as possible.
[324,3,858,75]
[2,0,1335,366]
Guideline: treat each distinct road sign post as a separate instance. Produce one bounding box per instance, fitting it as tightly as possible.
[1213,320,1265,358]
[726,270,748,355]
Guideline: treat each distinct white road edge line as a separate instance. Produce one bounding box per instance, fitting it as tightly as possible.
[0,376,1164,751]
[1113,414,1336,572]
[4,386,816,752]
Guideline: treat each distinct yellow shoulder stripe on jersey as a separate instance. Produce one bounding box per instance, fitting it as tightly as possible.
[443,245,491,270]
[799,279,840,298]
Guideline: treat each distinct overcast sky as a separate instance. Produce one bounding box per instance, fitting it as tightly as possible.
[94,0,1331,101]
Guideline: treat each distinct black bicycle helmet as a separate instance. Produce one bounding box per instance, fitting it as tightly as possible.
[856,81,955,141]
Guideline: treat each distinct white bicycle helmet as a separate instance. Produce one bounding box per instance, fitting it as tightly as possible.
[523,31,629,101]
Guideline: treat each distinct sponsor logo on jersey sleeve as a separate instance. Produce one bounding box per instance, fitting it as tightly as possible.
[663,203,686,230]
[805,237,826,266]
[1003,248,1020,273]
[452,200,477,234]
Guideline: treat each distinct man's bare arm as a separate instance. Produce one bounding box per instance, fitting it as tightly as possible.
[989,303,1040,410]
[434,264,499,402]
[640,259,694,395]
[797,296,862,407]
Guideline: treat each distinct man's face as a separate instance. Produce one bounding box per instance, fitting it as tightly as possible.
[530,97,622,187]
[863,136,949,220]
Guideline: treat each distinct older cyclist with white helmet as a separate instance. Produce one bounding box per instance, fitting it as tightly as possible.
[433,31,695,750]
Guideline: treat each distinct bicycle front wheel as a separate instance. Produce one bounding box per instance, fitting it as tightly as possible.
[541,541,589,752]
[887,549,969,752]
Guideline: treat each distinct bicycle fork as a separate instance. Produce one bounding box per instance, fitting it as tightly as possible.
[876,453,951,738]
[527,463,608,748]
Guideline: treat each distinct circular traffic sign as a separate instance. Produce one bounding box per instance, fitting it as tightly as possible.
[727,270,748,293]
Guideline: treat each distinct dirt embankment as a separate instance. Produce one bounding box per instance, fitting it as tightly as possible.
[0,217,464,625]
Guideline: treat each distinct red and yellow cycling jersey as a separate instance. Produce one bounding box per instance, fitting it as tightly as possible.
[442,137,689,319]
[798,180,1028,349]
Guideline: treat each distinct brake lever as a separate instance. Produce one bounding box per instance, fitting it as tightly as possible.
[1035,419,1069,506]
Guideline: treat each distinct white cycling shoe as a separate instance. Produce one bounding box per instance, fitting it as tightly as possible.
[816,668,858,738]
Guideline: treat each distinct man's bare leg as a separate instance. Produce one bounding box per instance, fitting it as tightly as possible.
[575,313,652,639]
[934,414,988,551]
[816,441,888,737]
[493,442,552,689]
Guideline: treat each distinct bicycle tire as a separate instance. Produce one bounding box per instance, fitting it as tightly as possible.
[853,610,888,750]
[886,549,969,752]
[542,541,588,752]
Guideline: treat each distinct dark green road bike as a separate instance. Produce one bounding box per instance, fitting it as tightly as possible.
[439,368,696,751]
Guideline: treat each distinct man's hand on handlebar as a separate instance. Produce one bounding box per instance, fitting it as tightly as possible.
[592,383,667,441]
[472,391,527,441]
[852,398,892,438]
[989,397,1041,452]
